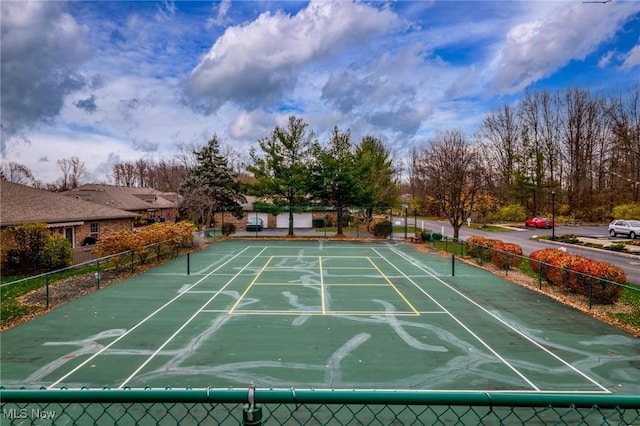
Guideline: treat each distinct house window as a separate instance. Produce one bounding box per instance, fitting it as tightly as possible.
[90,222,99,240]
[64,227,74,247]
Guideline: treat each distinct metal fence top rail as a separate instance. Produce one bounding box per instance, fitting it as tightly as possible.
[2,388,639,409]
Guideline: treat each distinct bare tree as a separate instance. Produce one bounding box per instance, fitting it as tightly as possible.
[477,103,521,197]
[110,161,137,187]
[0,161,38,186]
[607,85,640,203]
[418,130,484,238]
[53,156,86,191]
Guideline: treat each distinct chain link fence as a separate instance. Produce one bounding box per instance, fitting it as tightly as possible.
[2,387,639,425]
[1,240,197,329]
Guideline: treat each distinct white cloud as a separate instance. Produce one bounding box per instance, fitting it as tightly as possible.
[0,1,91,149]
[598,50,616,68]
[185,0,400,112]
[206,0,231,29]
[621,42,640,70]
[491,2,640,93]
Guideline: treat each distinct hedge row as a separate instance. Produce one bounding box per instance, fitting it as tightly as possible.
[93,222,194,257]
[529,248,626,304]
[465,236,523,269]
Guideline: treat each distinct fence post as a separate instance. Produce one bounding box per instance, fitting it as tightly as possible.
[445,236,448,252]
[95,260,101,289]
[404,207,408,240]
[45,274,50,308]
[452,254,455,276]
[538,265,542,290]
[131,251,135,273]
[187,252,190,276]
[505,252,509,275]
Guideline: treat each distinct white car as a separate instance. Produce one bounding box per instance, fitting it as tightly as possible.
[608,219,640,239]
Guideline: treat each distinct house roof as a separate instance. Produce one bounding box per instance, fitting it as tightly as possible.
[63,184,182,212]
[0,180,138,227]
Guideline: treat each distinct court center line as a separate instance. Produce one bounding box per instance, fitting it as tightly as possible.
[372,247,541,392]
[118,247,270,389]
[385,246,611,393]
[46,246,256,389]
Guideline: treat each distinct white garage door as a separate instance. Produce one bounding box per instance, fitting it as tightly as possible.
[276,212,313,228]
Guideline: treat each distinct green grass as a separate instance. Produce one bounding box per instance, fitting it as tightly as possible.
[0,265,99,328]
[609,284,640,327]
[467,224,517,232]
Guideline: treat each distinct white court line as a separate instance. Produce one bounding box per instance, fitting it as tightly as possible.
[117,247,269,388]
[383,247,611,394]
[373,248,542,391]
[46,246,257,389]
[319,256,326,314]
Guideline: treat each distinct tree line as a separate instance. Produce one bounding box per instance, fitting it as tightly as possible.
[2,85,639,237]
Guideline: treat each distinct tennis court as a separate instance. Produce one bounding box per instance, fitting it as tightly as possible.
[1,240,639,394]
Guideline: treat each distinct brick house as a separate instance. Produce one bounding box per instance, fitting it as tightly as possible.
[0,180,138,263]
[64,184,181,225]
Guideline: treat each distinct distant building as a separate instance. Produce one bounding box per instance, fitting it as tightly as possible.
[64,184,182,225]
[1,180,139,262]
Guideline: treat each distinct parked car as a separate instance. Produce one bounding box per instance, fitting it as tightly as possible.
[525,216,553,229]
[246,217,264,232]
[608,219,640,238]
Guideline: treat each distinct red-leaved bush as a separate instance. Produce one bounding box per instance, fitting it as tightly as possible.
[529,248,626,305]
[529,248,570,276]
[568,259,625,304]
[465,236,504,261]
[491,243,523,269]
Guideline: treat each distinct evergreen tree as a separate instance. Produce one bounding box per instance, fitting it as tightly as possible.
[354,136,400,210]
[309,127,362,235]
[180,136,246,229]
[248,116,316,236]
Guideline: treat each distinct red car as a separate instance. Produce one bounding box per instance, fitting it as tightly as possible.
[525,216,553,229]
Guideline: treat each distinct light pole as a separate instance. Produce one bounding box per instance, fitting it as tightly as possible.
[551,190,556,241]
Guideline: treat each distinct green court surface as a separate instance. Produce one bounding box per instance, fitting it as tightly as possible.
[1,240,639,394]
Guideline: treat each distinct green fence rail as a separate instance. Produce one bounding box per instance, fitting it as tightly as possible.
[1,387,639,425]
[421,236,640,310]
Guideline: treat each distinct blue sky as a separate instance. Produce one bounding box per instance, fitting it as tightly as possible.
[1,0,639,184]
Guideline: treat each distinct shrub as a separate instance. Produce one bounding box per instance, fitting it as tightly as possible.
[371,220,392,238]
[491,243,523,269]
[547,254,585,289]
[94,223,193,256]
[557,234,579,244]
[367,216,387,232]
[488,204,527,222]
[312,218,325,228]
[608,242,626,252]
[612,203,640,220]
[0,223,50,273]
[221,223,236,236]
[421,231,432,241]
[431,232,443,241]
[529,248,569,276]
[568,260,626,304]
[465,236,488,257]
[39,233,73,270]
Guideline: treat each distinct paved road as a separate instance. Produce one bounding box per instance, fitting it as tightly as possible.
[416,219,640,286]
